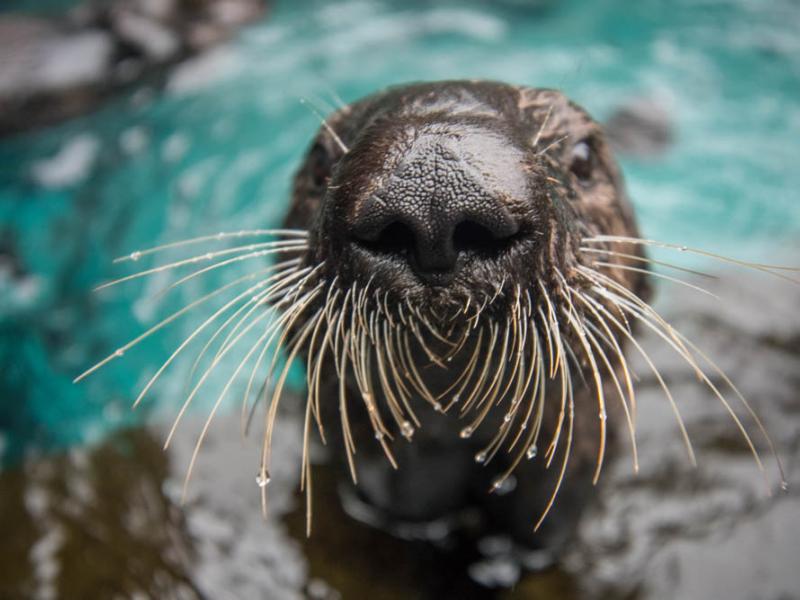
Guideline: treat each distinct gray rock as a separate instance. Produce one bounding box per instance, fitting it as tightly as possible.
[0,0,267,136]
[605,97,674,158]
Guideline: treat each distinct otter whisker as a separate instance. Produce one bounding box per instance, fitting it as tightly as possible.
[302,296,336,442]
[532,103,554,150]
[301,386,315,537]
[150,243,308,303]
[380,291,395,328]
[537,282,570,467]
[258,305,325,517]
[599,287,771,484]
[140,270,301,411]
[374,324,418,433]
[165,284,318,451]
[299,98,349,154]
[556,271,609,481]
[441,327,485,413]
[73,265,280,384]
[188,261,306,382]
[486,315,528,433]
[332,287,353,374]
[398,330,439,407]
[498,324,545,479]
[112,228,308,263]
[539,281,563,380]
[338,336,359,485]
[591,261,720,300]
[459,322,500,417]
[536,134,569,157]
[576,291,639,461]
[534,359,574,533]
[579,290,697,465]
[561,305,608,484]
[579,246,718,279]
[583,236,800,283]
[583,318,639,473]
[464,323,511,435]
[95,239,307,291]
[409,319,447,368]
[581,266,704,381]
[203,265,316,381]
[308,310,338,444]
[181,300,320,503]
[544,312,569,469]
[346,297,398,461]
[439,323,473,363]
[675,334,787,488]
[418,313,457,348]
[507,319,542,452]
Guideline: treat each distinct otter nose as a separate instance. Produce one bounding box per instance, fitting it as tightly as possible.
[351,190,519,285]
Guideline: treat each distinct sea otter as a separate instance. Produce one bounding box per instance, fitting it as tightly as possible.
[281,80,650,553]
[80,80,785,561]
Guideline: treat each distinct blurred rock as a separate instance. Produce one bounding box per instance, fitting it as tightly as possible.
[604,97,674,158]
[0,0,268,136]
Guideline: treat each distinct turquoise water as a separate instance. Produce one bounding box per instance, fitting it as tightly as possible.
[1,0,799,464]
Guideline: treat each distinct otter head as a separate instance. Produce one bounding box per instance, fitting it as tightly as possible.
[78,80,784,545]
[277,81,658,533]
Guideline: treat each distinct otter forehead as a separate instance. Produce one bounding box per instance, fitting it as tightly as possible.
[338,80,600,153]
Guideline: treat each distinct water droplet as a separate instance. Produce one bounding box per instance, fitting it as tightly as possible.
[433,402,443,412]
[460,426,474,439]
[526,444,538,459]
[216,232,226,240]
[491,474,517,495]
[679,245,688,252]
[129,251,141,261]
[599,410,607,421]
[256,471,271,488]
[401,421,415,439]
[474,451,487,464]
[780,480,789,492]
[374,431,384,441]
[452,394,460,404]
[503,413,512,423]
[114,349,124,357]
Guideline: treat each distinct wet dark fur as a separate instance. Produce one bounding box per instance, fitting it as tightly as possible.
[283,81,650,552]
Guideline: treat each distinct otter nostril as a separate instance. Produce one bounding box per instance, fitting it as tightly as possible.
[453,220,517,257]
[354,221,416,257]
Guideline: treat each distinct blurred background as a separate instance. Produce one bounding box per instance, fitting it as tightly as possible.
[1,0,798,598]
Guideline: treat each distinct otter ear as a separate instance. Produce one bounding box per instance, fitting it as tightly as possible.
[307,142,334,190]
[284,135,340,232]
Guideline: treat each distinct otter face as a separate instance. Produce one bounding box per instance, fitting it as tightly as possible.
[288,81,647,318]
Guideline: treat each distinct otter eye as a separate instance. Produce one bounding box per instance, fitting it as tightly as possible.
[569,140,594,182]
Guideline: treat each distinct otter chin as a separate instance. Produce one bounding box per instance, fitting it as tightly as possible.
[80,79,787,559]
